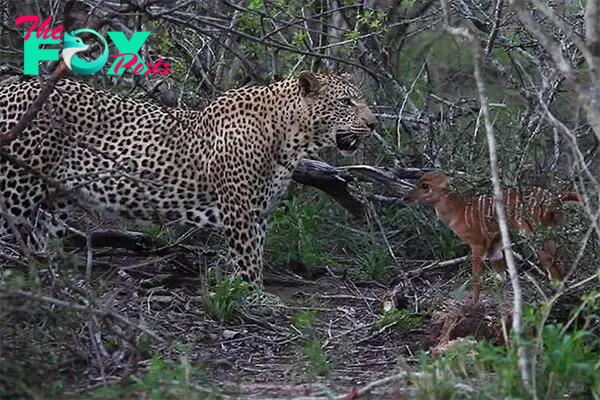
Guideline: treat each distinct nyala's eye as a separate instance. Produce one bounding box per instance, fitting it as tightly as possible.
[421,183,429,190]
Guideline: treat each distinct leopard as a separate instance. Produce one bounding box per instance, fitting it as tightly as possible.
[0,71,377,314]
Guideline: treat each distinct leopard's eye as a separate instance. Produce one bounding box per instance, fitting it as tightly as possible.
[339,97,354,106]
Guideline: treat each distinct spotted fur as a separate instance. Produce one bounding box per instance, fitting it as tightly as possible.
[0,71,377,289]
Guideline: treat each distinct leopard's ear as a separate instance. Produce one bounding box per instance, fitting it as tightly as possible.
[340,72,352,82]
[298,70,321,97]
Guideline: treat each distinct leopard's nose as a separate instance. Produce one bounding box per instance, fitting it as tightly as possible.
[361,115,378,131]
[358,103,378,131]
[366,117,378,130]
[362,110,378,131]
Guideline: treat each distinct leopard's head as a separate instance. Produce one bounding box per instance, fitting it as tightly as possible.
[297,71,377,154]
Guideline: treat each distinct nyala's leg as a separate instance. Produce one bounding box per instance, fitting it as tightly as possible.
[538,240,564,282]
[491,259,509,302]
[470,247,485,303]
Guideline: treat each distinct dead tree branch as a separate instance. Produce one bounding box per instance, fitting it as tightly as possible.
[585,0,600,81]
[4,290,165,342]
[508,0,600,141]
[292,159,428,217]
[0,0,77,147]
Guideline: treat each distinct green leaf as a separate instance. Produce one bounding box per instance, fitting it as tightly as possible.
[248,0,263,10]
[344,30,360,41]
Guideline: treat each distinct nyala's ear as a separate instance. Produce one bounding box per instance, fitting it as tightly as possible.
[447,173,470,196]
[440,175,450,189]
[298,70,321,97]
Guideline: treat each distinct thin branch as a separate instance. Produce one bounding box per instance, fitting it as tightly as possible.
[4,290,165,342]
[407,255,469,277]
[528,0,596,78]
[508,0,600,141]
[440,0,532,395]
[1,0,76,146]
[484,0,504,56]
[507,1,577,83]
[397,61,427,151]
[0,198,32,260]
[334,372,407,400]
[585,0,600,82]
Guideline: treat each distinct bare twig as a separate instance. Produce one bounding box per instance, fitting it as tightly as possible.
[407,255,469,277]
[440,0,532,395]
[334,372,407,399]
[0,197,33,260]
[528,0,596,75]
[484,0,504,56]
[397,61,427,151]
[0,63,67,148]
[1,0,76,147]
[508,0,600,141]
[585,0,600,77]
[5,290,165,342]
[282,368,474,400]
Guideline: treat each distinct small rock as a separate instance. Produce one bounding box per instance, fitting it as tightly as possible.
[222,329,239,339]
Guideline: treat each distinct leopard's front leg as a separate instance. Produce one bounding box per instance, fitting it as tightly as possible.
[219,205,284,316]
[210,128,289,316]
[220,206,265,288]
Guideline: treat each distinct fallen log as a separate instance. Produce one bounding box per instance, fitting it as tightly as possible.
[292,158,432,218]
[66,229,153,251]
[291,159,363,217]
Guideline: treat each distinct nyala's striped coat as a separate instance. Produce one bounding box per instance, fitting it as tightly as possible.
[406,172,581,302]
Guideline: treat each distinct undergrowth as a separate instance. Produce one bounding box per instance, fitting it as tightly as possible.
[376,308,423,330]
[200,274,248,324]
[265,186,408,281]
[266,195,333,278]
[291,309,329,377]
[404,303,600,399]
[85,346,224,400]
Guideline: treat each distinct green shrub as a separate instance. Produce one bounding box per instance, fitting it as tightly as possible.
[200,275,248,324]
[291,310,329,377]
[376,308,423,330]
[404,304,600,399]
[266,197,332,277]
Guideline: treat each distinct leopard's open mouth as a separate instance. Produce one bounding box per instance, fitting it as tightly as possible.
[335,132,361,152]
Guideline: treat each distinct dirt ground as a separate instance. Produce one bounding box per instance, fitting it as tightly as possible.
[91,249,505,399]
[208,277,426,399]
[2,227,576,399]
[94,260,433,399]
